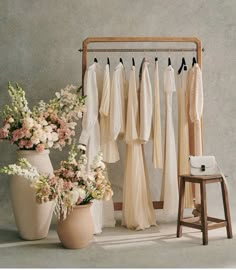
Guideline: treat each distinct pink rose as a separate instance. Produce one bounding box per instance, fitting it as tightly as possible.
[25,140,33,149]
[36,144,45,152]
[18,140,26,148]
[49,176,57,185]
[63,181,72,191]
[58,119,66,128]
[0,128,9,139]
[66,171,75,179]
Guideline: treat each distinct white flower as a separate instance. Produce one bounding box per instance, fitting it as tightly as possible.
[47,141,54,148]
[31,136,40,145]
[8,117,14,123]
[44,126,53,133]
[23,117,34,129]
[78,188,86,199]
[51,132,59,142]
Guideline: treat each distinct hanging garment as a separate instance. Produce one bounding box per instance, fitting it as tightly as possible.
[99,63,117,228]
[152,60,163,169]
[99,64,120,163]
[79,62,114,234]
[177,66,193,208]
[122,64,156,230]
[139,58,153,143]
[161,65,179,218]
[188,63,204,204]
[189,63,203,155]
[110,62,127,140]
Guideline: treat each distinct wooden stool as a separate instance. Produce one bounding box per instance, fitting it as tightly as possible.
[177,175,233,245]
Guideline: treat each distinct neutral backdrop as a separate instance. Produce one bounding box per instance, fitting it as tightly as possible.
[0,0,236,225]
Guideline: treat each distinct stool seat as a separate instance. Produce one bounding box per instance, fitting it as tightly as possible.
[177,174,233,245]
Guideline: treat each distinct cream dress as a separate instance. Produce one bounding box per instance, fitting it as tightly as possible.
[139,59,153,143]
[100,64,120,163]
[188,63,204,204]
[152,60,163,169]
[161,65,179,218]
[99,63,117,227]
[122,65,156,230]
[110,62,127,140]
[79,62,114,234]
[177,66,193,208]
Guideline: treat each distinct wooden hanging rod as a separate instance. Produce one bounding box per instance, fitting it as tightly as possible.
[79,48,205,53]
[79,48,205,52]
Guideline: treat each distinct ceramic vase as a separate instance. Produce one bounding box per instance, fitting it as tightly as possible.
[10,150,54,240]
[57,203,94,249]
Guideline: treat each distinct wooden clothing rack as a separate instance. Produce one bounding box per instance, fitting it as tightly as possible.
[79,36,203,211]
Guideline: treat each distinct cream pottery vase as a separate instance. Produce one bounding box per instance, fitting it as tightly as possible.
[10,150,54,240]
[57,203,94,249]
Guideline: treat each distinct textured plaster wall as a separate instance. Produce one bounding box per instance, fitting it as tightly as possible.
[0,0,236,224]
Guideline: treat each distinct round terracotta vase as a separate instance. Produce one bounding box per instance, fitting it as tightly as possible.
[57,203,94,249]
[10,150,54,240]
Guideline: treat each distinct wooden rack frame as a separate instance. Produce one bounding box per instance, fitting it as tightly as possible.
[80,37,203,211]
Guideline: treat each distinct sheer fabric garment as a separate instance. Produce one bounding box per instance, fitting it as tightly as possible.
[122,65,156,230]
[110,62,127,140]
[189,63,203,155]
[99,64,120,163]
[152,60,163,169]
[79,63,115,233]
[139,59,153,143]
[161,65,179,219]
[99,63,117,227]
[177,67,193,208]
[187,63,204,204]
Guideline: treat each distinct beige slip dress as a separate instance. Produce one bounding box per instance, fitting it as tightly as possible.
[122,64,156,230]
[188,63,204,204]
[161,65,179,219]
[152,59,163,169]
[177,66,193,208]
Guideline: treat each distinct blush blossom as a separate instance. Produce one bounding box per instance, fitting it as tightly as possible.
[0,82,86,151]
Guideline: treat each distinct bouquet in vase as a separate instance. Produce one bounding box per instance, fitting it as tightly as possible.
[0,144,113,219]
[0,82,86,152]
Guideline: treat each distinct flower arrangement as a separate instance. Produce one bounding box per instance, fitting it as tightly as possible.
[0,144,113,219]
[0,82,86,152]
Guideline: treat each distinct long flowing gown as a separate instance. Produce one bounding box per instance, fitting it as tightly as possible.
[152,60,163,169]
[99,63,117,227]
[188,63,204,204]
[79,62,114,233]
[177,66,193,208]
[122,64,156,230]
[161,65,179,218]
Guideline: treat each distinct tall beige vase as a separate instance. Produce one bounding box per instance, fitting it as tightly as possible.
[10,150,54,240]
[57,203,94,249]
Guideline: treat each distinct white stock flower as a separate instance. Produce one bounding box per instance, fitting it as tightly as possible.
[51,132,59,142]
[31,136,40,145]
[23,117,34,129]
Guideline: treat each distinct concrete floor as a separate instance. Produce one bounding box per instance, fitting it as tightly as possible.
[0,218,235,268]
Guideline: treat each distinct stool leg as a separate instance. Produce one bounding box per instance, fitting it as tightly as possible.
[200,181,208,245]
[221,180,233,239]
[177,178,185,238]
